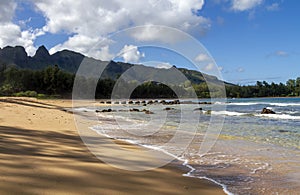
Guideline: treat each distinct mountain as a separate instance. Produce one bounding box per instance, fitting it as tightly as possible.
[0,45,232,85]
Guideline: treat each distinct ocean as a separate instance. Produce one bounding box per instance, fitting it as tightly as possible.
[75,97,300,195]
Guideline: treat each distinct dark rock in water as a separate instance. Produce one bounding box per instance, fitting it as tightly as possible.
[206,110,212,115]
[130,108,139,112]
[101,109,112,112]
[154,100,159,103]
[147,100,153,104]
[95,110,100,113]
[114,101,119,104]
[106,101,111,104]
[193,108,203,111]
[278,130,289,133]
[143,104,147,106]
[128,101,133,104]
[173,100,180,104]
[261,108,276,114]
[163,107,175,111]
[121,101,127,104]
[160,100,166,104]
[100,101,105,104]
[135,101,140,104]
[199,101,212,105]
[141,100,146,104]
[182,101,195,104]
[145,110,154,114]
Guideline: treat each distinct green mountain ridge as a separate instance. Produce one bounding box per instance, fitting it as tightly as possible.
[0,45,232,86]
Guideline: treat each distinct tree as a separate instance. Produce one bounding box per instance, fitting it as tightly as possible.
[295,77,300,96]
[286,79,296,96]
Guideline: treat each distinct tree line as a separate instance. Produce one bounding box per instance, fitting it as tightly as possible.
[226,79,300,98]
[0,65,299,98]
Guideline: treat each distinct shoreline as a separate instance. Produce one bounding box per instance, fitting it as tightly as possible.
[0,97,225,194]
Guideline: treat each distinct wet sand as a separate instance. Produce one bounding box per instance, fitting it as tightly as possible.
[0,97,225,194]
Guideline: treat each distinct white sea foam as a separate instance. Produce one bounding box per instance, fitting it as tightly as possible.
[74,107,95,112]
[227,102,261,106]
[210,110,248,116]
[256,113,300,120]
[216,102,300,107]
[269,102,300,107]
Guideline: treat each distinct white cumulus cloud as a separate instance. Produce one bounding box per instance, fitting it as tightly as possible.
[119,45,145,63]
[0,0,43,56]
[156,62,173,69]
[32,0,210,57]
[231,0,263,11]
[195,53,211,62]
[266,3,279,11]
[203,63,215,71]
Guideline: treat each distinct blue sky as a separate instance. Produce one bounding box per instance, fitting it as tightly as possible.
[0,0,299,85]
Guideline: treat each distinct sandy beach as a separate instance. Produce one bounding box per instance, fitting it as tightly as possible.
[0,97,225,194]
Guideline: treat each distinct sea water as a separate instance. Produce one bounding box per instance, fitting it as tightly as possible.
[78,97,300,195]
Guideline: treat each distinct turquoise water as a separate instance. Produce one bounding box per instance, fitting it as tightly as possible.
[80,97,300,194]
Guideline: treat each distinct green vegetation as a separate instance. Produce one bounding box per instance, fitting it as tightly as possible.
[226,79,300,98]
[0,64,299,99]
[0,65,74,98]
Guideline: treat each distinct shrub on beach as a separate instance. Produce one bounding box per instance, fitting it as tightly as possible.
[13,91,38,97]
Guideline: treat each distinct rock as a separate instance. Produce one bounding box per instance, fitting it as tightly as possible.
[120,101,127,104]
[128,101,133,104]
[193,108,203,111]
[182,101,194,104]
[135,101,140,104]
[160,100,166,104]
[173,100,180,104]
[100,101,105,104]
[261,108,276,114]
[141,100,146,104]
[278,130,289,133]
[106,101,111,104]
[163,107,175,111]
[206,110,212,115]
[101,109,113,112]
[95,110,100,113]
[199,102,212,105]
[130,108,139,112]
[145,110,154,114]
[114,101,119,104]
[147,100,153,104]
[143,104,147,106]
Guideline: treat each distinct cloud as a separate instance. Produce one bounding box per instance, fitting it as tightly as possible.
[231,0,263,11]
[118,45,145,63]
[276,51,288,57]
[267,50,289,58]
[266,3,279,11]
[130,24,200,44]
[156,62,173,69]
[195,53,210,62]
[218,66,224,72]
[203,63,215,71]
[49,34,114,60]
[31,0,210,56]
[0,0,16,23]
[237,67,245,72]
[0,0,43,56]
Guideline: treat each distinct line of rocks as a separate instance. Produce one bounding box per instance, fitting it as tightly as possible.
[99,99,212,105]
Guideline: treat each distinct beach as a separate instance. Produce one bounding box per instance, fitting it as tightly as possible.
[0,97,225,195]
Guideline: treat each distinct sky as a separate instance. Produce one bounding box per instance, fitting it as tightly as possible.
[0,0,299,85]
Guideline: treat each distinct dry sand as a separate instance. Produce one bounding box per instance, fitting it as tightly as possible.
[0,97,225,194]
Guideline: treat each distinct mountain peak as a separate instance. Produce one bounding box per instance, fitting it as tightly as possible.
[34,45,50,59]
